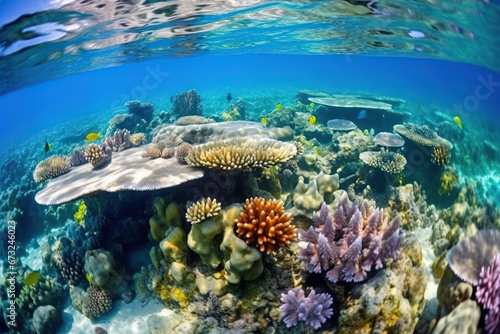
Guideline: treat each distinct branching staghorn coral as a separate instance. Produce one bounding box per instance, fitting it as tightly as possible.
[298,193,405,283]
[186,197,221,224]
[280,288,333,329]
[235,197,296,253]
[359,148,407,174]
[84,144,112,168]
[33,155,71,182]
[186,138,297,171]
[104,129,132,152]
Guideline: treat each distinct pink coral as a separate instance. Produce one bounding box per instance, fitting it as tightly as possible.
[476,253,500,334]
[298,194,405,283]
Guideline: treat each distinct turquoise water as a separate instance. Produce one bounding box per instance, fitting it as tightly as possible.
[0,1,499,334]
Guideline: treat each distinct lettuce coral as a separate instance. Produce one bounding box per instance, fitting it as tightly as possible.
[235,197,296,253]
[298,194,405,283]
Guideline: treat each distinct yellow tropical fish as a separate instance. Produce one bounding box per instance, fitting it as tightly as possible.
[309,115,316,125]
[84,132,101,142]
[45,141,51,153]
[310,102,315,108]
[276,104,282,111]
[85,272,91,283]
[453,116,462,130]
[24,271,41,286]
[261,117,268,125]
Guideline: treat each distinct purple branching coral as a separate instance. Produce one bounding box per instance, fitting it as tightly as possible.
[298,194,405,283]
[280,288,333,329]
[476,253,500,334]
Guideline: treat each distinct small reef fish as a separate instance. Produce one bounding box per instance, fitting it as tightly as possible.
[45,141,51,154]
[454,116,462,129]
[261,117,268,125]
[85,272,91,283]
[24,271,41,286]
[227,92,232,102]
[276,103,282,111]
[308,115,316,125]
[84,132,101,142]
[310,102,315,108]
[357,110,367,120]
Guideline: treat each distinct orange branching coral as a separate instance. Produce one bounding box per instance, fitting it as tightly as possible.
[235,197,296,253]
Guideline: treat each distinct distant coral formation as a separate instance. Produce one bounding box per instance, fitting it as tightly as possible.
[172,89,203,116]
[33,155,71,182]
[298,194,405,282]
[104,129,132,152]
[280,288,333,329]
[125,100,154,123]
[84,144,112,168]
[235,197,296,253]
[186,138,297,171]
[186,197,221,224]
[359,148,407,174]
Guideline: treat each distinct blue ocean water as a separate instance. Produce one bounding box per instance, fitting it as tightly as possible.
[1,1,500,334]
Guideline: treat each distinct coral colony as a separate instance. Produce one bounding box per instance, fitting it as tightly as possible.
[1,89,499,333]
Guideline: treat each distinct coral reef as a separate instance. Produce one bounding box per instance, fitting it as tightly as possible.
[186,197,222,224]
[35,147,204,205]
[59,248,84,283]
[279,288,334,329]
[149,197,182,242]
[439,168,459,196]
[172,89,203,116]
[104,129,132,152]
[291,172,340,218]
[176,142,192,164]
[84,143,112,168]
[82,286,113,319]
[359,148,407,174]
[33,156,70,182]
[186,138,297,171]
[130,132,146,146]
[235,198,296,253]
[298,194,405,283]
[446,229,500,285]
[476,254,500,334]
[175,115,214,125]
[84,249,127,294]
[336,234,425,334]
[68,147,87,167]
[432,300,481,334]
[125,100,154,123]
[152,121,293,146]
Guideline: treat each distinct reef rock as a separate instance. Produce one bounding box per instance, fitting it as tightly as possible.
[32,305,61,334]
[432,300,481,334]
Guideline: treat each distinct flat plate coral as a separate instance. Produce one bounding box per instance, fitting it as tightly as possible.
[35,147,204,205]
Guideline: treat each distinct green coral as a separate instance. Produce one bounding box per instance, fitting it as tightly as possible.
[149,198,182,242]
[439,170,458,196]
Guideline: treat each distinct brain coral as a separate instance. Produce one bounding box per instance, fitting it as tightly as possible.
[82,286,112,319]
[33,156,71,182]
[186,197,222,224]
[235,197,296,253]
[359,148,407,174]
[446,229,500,285]
[186,138,297,171]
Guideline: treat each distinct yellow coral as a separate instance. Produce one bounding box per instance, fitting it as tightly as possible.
[74,200,87,226]
[439,171,458,196]
[171,287,189,307]
[186,197,221,224]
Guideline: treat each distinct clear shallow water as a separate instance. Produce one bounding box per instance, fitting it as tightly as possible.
[0,1,500,334]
